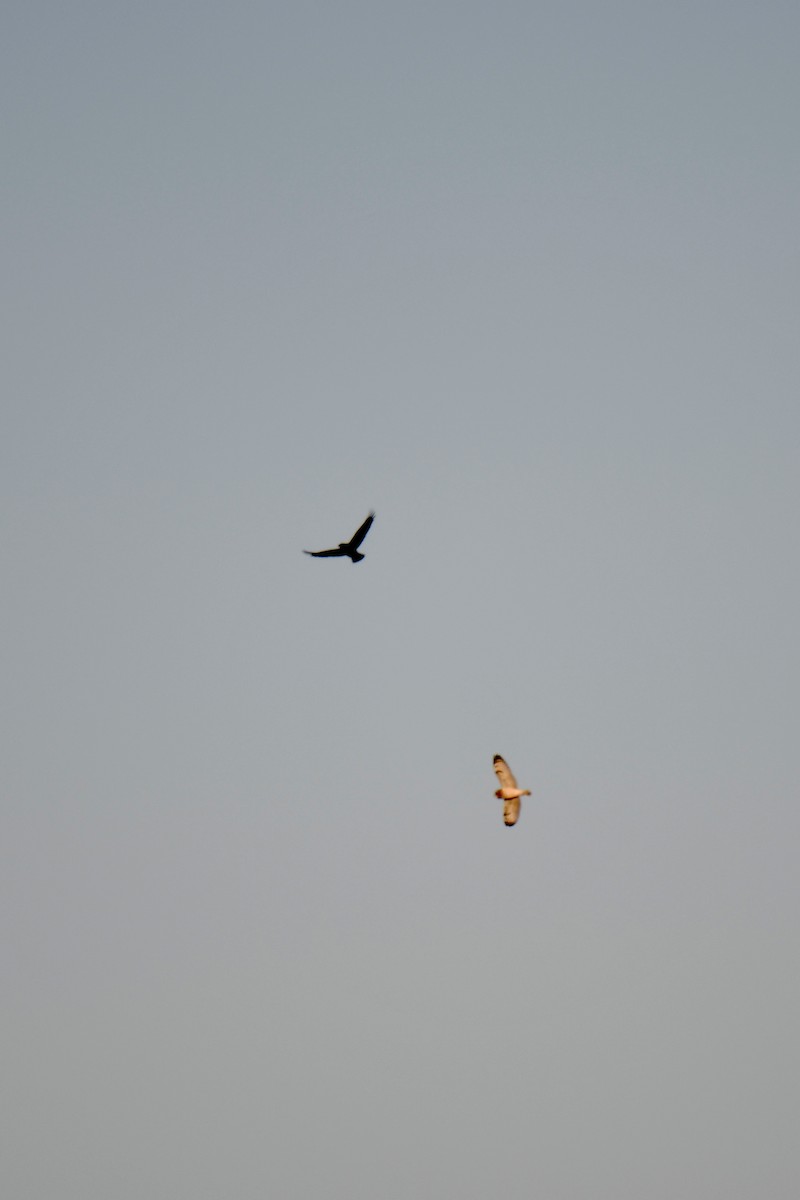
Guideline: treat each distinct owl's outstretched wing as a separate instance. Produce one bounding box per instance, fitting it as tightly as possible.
[493,755,518,790]
[503,795,521,827]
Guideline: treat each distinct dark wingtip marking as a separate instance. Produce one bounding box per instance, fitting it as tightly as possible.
[493,754,503,763]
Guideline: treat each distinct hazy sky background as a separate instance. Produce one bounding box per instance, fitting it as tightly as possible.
[3,3,799,1196]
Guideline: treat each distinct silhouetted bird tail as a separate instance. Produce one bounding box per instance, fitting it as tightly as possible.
[350,550,365,563]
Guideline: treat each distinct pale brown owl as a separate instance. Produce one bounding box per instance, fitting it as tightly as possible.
[493,755,531,827]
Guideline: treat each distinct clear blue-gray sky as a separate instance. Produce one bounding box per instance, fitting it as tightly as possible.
[3,3,799,1196]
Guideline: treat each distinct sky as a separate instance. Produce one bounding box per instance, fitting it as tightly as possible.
[2,2,799,1196]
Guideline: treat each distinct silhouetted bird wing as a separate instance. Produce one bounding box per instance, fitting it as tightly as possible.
[493,755,518,790]
[348,511,375,550]
[303,547,346,558]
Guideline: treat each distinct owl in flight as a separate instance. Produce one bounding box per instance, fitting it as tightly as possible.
[493,755,531,827]
[303,512,375,563]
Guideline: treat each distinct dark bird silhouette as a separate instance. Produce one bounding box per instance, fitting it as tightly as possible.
[303,512,375,563]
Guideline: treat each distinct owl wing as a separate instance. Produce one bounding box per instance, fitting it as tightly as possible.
[493,755,518,790]
[503,795,521,827]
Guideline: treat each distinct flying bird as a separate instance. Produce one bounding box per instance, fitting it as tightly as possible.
[493,754,531,827]
[303,512,375,563]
